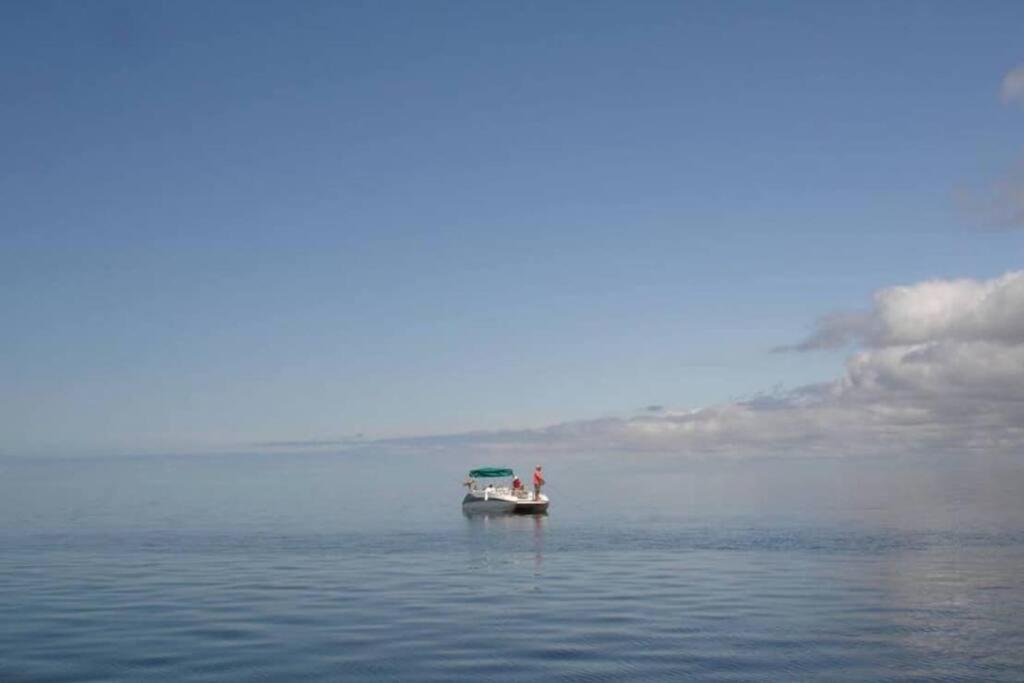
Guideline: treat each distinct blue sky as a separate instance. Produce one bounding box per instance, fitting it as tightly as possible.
[2,1,1023,456]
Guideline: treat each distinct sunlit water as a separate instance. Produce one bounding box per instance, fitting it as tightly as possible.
[2,453,1023,681]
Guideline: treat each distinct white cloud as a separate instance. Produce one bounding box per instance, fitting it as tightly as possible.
[789,271,1024,349]
[1001,65,1024,106]
[359,272,1024,458]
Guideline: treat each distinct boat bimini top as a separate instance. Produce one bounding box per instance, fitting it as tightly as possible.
[468,467,514,478]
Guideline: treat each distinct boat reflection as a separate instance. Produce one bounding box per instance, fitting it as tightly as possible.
[462,511,547,570]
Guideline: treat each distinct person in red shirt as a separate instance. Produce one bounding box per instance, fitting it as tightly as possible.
[532,465,545,500]
[512,476,522,492]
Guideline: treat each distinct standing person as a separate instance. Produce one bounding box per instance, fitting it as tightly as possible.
[532,465,545,500]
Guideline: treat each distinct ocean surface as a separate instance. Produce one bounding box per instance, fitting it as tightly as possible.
[1,452,1023,682]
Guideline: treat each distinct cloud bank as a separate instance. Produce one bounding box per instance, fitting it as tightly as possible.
[357,272,1024,458]
[785,272,1024,350]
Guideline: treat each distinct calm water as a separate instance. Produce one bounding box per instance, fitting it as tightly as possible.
[2,453,1023,682]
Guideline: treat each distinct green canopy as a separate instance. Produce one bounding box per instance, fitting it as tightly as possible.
[468,467,514,478]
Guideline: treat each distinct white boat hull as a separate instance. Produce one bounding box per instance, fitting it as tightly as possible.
[461,490,549,515]
[461,492,516,513]
[512,496,549,514]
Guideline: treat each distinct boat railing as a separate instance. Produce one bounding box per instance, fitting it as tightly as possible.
[465,480,538,499]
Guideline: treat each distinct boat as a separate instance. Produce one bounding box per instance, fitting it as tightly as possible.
[461,467,549,514]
